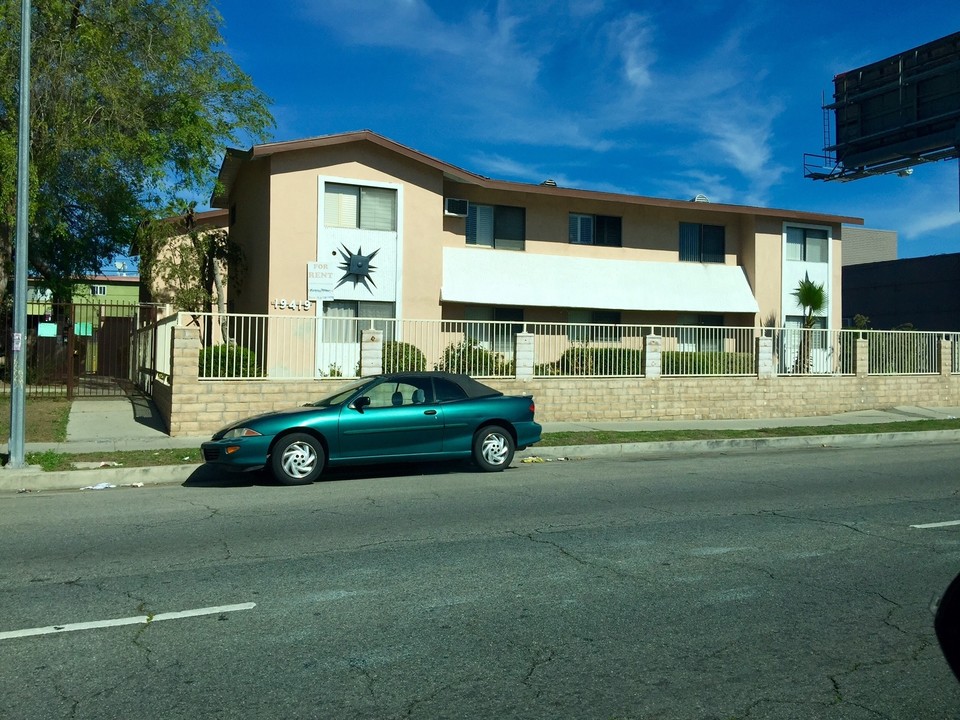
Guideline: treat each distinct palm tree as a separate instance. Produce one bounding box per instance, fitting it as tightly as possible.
[790,274,828,374]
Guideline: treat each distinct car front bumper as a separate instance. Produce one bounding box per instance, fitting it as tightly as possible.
[201,435,275,472]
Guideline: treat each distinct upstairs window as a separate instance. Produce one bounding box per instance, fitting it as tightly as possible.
[569,214,622,247]
[90,285,107,296]
[466,204,525,250]
[786,226,828,262]
[324,183,397,231]
[679,222,725,263]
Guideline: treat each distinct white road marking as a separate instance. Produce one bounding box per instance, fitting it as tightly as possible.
[0,602,256,640]
[910,520,960,529]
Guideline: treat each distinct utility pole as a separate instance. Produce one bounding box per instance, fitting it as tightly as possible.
[8,0,31,470]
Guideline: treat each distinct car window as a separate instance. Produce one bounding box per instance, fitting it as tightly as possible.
[434,378,468,403]
[307,378,370,407]
[365,381,426,408]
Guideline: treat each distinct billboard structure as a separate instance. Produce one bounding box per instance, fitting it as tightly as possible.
[805,32,960,182]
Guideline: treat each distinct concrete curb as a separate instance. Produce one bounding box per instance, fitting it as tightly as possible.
[5,428,959,493]
[518,429,960,461]
[0,464,204,493]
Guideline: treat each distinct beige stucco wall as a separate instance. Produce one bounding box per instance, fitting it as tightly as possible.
[261,144,447,320]
[230,159,271,314]
[224,140,849,331]
[749,217,785,326]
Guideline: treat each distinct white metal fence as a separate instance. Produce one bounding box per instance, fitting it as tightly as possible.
[140,313,957,381]
[135,313,178,392]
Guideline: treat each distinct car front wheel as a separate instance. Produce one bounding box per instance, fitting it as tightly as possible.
[270,433,325,485]
[473,425,515,472]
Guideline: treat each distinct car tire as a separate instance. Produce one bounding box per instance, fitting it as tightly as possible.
[270,433,325,485]
[473,425,515,472]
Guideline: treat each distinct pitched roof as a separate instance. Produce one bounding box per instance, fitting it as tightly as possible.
[212,129,863,226]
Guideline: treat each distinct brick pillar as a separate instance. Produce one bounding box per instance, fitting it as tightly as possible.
[940,337,952,377]
[645,334,662,379]
[168,325,202,436]
[756,335,775,378]
[172,325,201,380]
[515,332,534,380]
[855,338,869,377]
[360,329,383,376]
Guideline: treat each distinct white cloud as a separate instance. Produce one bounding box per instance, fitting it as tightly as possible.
[613,13,655,90]
[295,0,792,203]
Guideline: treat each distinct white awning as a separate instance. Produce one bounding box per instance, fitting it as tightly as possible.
[441,247,759,314]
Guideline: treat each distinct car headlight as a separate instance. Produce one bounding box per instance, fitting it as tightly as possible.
[222,427,263,439]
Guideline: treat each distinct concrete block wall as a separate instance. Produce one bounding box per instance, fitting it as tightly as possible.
[159,326,960,436]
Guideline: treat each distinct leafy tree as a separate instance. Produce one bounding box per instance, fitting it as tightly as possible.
[136,207,239,314]
[0,0,273,300]
[790,274,829,373]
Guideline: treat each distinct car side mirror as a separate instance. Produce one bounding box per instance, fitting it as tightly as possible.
[352,396,371,412]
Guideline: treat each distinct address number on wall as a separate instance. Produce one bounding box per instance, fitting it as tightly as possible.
[272,299,314,311]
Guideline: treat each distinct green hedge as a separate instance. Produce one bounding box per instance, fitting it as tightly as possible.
[661,351,753,375]
[536,346,645,376]
[199,345,263,378]
[437,339,511,376]
[383,341,427,373]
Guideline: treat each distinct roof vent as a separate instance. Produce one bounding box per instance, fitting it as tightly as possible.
[692,193,709,203]
[540,179,557,186]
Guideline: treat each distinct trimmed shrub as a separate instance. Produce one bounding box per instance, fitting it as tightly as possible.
[199,344,263,378]
[437,339,507,376]
[661,351,753,375]
[383,341,427,373]
[539,346,645,376]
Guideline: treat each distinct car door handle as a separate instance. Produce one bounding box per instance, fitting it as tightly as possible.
[424,410,437,415]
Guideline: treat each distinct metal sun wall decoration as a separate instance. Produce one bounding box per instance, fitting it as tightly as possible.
[335,244,380,292]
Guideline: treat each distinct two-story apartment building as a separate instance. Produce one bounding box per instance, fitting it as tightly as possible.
[211,130,860,373]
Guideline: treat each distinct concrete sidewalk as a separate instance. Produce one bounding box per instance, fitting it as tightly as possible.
[2,394,959,492]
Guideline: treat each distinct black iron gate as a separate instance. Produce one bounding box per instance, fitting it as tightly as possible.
[1,301,158,398]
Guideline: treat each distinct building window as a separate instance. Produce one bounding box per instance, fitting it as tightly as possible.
[322,300,396,343]
[465,306,523,353]
[466,204,525,250]
[569,214,622,247]
[679,223,725,263]
[677,313,724,352]
[324,183,397,231]
[90,285,107,296]
[786,226,828,262]
[567,309,622,342]
[785,315,827,350]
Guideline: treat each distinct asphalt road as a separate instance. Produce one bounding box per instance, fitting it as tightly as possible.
[2,443,959,719]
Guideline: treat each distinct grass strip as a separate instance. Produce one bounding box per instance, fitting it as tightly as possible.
[8,418,960,471]
[536,418,960,446]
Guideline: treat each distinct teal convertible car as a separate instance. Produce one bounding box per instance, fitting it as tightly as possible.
[201,372,542,485]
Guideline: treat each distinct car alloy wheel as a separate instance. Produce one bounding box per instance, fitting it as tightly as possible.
[473,425,515,472]
[271,432,325,485]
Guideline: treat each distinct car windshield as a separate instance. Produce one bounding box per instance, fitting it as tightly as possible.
[305,378,372,407]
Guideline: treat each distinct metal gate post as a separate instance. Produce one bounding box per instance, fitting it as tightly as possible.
[66,305,75,400]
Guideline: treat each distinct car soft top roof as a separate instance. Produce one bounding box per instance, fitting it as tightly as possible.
[380,372,503,400]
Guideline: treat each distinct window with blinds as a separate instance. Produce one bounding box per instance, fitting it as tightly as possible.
[322,301,396,343]
[785,226,828,262]
[679,222,725,263]
[324,183,397,231]
[569,213,622,246]
[466,203,525,250]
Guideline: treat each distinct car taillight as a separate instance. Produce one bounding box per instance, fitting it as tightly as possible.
[529,401,536,414]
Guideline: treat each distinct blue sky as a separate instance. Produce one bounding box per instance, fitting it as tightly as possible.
[143,0,960,269]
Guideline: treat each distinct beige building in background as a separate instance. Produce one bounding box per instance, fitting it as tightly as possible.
[840,226,898,266]
[211,130,860,351]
